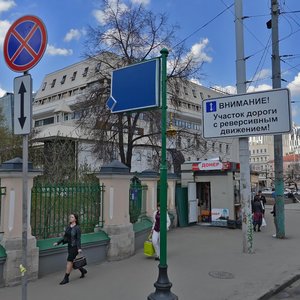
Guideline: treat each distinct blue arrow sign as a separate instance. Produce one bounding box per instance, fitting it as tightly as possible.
[107,59,160,113]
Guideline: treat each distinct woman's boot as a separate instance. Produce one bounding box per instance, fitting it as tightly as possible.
[79,267,87,278]
[59,273,69,285]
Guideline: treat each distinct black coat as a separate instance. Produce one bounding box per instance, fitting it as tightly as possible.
[57,224,81,249]
[252,200,264,214]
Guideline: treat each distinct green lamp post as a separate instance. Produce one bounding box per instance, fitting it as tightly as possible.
[147,49,178,300]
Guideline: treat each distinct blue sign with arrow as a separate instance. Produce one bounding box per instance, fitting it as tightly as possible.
[107,59,160,113]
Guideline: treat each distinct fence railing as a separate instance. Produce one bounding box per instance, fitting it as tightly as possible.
[31,182,104,240]
[129,183,147,223]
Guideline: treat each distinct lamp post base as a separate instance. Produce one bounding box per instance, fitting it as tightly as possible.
[147,265,178,300]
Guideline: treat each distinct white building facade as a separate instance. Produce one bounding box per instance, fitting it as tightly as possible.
[32,55,239,174]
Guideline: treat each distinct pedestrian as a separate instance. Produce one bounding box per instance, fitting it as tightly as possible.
[252,196,264,232]
[271,188,277,237]
[151,204,171,261]
[254,190,267,207]
[53,213,87,285]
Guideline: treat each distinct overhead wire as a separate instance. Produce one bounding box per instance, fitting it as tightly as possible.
[172,2,234,49]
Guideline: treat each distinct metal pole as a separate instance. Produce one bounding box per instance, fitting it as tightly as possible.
[271,0,285,238]
[235,0,253,253]
[22,134,28,300]
[148,48,178,300]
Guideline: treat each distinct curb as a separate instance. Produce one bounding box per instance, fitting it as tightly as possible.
[257,273,300,300]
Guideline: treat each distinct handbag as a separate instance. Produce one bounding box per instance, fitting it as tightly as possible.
[144,233,155,257]
[262,217,267,227]
[73,254,87,269]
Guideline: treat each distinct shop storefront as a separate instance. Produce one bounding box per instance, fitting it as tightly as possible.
[181,160,241,226]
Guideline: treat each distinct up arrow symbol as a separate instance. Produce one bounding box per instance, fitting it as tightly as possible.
[18,82,27,129]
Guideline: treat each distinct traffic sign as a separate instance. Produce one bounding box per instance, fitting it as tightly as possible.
[106,58,160,113]
[14,74,32,135]
[3,15,47,72]
[202,88,291,138]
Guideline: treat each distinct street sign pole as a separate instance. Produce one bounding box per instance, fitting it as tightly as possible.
[3,15,47,300]
[148,48,178,300]
[22,132,29,300]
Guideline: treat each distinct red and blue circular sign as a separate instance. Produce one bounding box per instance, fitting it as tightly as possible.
[3,15,47,72]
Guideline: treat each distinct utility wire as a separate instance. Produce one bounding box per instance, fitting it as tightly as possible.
[172,3,234,49]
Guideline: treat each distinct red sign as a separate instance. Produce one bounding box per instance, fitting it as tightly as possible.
[3,15,47,72]
[191,161,238,171]
[192,161,223,171]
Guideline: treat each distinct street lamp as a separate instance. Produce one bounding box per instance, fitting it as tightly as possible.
[147,48,178,300]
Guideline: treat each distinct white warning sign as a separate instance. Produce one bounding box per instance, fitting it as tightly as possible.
[202,88,291,138]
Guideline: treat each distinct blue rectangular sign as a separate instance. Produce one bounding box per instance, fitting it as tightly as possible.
[107,58,160,113]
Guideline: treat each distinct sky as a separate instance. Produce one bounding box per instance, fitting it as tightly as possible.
[0,0,300,123]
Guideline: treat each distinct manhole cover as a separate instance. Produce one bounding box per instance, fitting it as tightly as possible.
[209,271,234,279]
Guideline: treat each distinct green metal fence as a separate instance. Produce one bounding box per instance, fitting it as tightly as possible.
[31,182,104,240]
[129,177,147,223]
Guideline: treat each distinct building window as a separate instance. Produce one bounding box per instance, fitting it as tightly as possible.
[42,82,47,91]
[95,62,101,73]
[183,86,188,95]
[176,136,182,148]
[187,139,191,147]
[226,144,229,154]
[192,89,196,98]
[71,71,77,81]
[61,75,66,84]
[82,67,89,77]
[51,79,56,88]
[136,152,141,161]
[212,142,215,152]
[219,143,222,153]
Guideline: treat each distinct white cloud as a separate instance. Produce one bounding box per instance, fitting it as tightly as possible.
[93,9,107,26]
[211,83,273,95]
[0,0,16,13]
[251,69,271,82]
[188,38,212,63]
[64,28,86,42]
[0,87,6,97]
[131,0,150,5]
[287,72,300,96]
[0,19,11,48]
[190,78,202,86]
[212,85,236,95]
[46,44,73,56]
[93,0,128,25]
[247,84,272,92]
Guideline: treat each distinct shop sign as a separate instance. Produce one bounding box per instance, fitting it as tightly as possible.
[192,160,223,171]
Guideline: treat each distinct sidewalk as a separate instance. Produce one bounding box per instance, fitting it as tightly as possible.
[0,203,299,300]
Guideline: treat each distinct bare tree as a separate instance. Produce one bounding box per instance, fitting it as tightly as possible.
[77,0,206,170]
[0,106,22,163]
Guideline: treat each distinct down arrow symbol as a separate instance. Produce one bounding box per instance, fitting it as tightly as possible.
[18,82,27,129]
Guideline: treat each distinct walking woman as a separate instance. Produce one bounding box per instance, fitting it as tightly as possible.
[53,213,87,284]
[151,204,171,261]
[252,198,265,232]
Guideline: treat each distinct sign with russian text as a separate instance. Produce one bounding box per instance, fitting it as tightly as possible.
[202,88,291,138]
[192,160,223,171]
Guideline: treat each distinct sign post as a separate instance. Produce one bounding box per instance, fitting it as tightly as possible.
[107,50,177,299]
[3,15,47,300]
